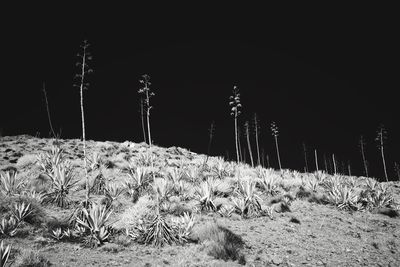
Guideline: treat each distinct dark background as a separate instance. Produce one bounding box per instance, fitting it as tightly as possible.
[1,3,398,180]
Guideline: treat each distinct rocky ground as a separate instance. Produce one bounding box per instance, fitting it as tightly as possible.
[0,135,399,266]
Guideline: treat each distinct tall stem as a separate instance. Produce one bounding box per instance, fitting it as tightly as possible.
[79,45,89,203]
[245,123,254,167]
[380,132,388,181]
[234,112,239,163]
[146,90,152,147]
[360,137,368,177]
[274,136,282,170]
[332,154,337,175]
[303,143,308,172]
[42,82,56,138]
[237,124,243,162]
[348,161,352,176]
[140,98,147,144]
[314,149,319,172]
[254,114,261,166]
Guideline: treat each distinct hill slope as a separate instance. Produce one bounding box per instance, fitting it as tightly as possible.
[0,135,399,266]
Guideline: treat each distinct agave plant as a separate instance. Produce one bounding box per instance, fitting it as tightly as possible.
[195,177,217,211]
[50,227,64,241]
[0,217,18,237]
[231,197,247,217]
[0,241,11,267]
[86,152,104,172]
[183,166,201,184]
[257,170,279,196]
[36,145,66,174]
[366,189,393,209]
[312,171,328,183]
[171,212,196,244]
[76,203,113,247]
[305,178,319,192]
[63,228,73,239]
[104,182,125,204]
[12,202,32,224]
[44,164,78,208]
[136,152,156,167]
[327,185,360,211]
[361,182,393,209]
[126,166,151,193]
[90,173,107,195]
[234,179,262,217]
[153,178,173,203]
[263,205,275,220]
[217,205,235,218]
[211,157,228,179]
[143,215,177,246]
[20,190,45,203]
[321,175,343,192]
[0,170,25,196]
[166,167,186,194]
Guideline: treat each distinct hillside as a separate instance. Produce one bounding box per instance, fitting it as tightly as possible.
[0,135,399,266]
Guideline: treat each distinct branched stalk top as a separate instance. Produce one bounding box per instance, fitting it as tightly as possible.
[74,40,93,90]
[270,121,279,137]
[229,85,241,117]
[138,74,155,109]
[375,124,387,149]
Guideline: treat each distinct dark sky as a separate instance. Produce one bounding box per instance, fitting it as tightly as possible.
[1,3,398,180]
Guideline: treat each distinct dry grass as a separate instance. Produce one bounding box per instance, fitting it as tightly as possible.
[192,222,246,264]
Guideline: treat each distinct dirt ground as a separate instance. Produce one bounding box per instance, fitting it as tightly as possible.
[1,135,399,266]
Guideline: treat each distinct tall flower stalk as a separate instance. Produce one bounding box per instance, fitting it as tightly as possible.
[229,85,242,163]
[376,124,388,182]
[74,39,93,204]
[270,121,281,170]
[358,135,369,177]
[138,74,154,147]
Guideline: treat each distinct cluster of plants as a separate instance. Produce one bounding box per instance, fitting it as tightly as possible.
[0,135,399,266]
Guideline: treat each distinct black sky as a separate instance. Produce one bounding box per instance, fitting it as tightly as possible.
[1,3,398,180]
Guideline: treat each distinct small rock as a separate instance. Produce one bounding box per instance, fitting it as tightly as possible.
[271,256,282,265]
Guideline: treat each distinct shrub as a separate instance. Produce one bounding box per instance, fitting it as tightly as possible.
[13,249,51,267]
[193,222,245,264]
[113,195,155,231]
